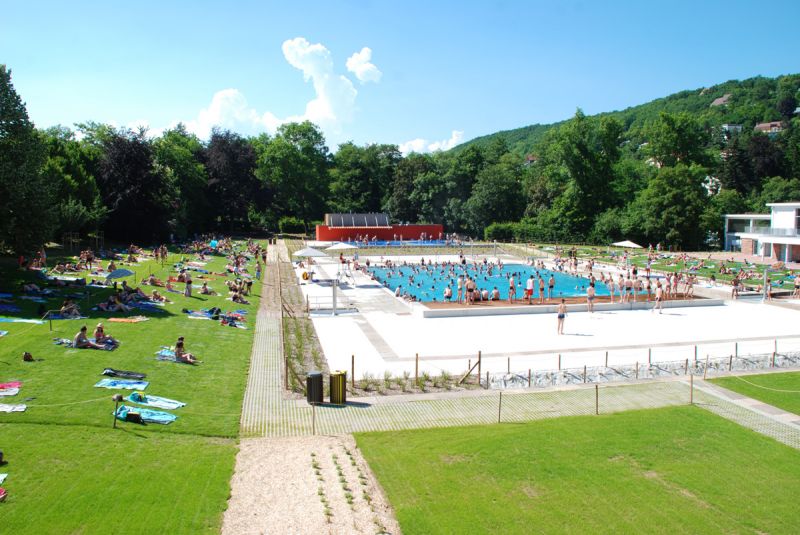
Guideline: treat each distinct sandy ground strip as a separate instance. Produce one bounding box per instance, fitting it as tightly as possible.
[222,435,400,535]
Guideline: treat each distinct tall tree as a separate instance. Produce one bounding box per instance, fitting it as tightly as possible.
[0,65,55,254]
[204,128,258,231]
[386,153,434,223]
[330,142,400,213]
[718,135,757,193]
[644,112,709,168]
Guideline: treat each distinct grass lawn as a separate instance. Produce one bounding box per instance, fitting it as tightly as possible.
[357,406,800,534]
[0,423,236,534]
[0,241,263,532]
[711,371,800,416]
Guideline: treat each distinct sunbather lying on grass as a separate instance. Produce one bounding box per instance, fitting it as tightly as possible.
[74,325,104,349]
[143,274,164,286]
[230,291,250,305]
[150,290,171,303]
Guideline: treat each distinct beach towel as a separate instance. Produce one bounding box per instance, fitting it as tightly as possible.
[0,382,22,390]
[94,378,149,390]
[19,295,48,303]
[47,313,88,320]
[102,368,146,380]
[108,316,150,323]
[0,317,44,324]
[0,305,21,313]
[0,474,7,485]
[0,331,7,337]
[127,391,185,410]
[114,404,176,425]
[0,404,26,412]
[0,388,19,397]
[132,302,166,312]
[0,293,12,299]
[155,348,199,364]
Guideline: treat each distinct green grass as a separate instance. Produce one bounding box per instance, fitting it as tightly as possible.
[0,242,264,532]
[357,406,800,534]
[711,371,800,416]
[0,423,236,534]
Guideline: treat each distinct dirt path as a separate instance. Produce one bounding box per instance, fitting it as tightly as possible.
[222,435,400,535]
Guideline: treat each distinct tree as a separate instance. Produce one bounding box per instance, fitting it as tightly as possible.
[748,134,785,181]
[96,127,171,241]
[0,65,55,254]
[386,153,434,223]
[701,189,749,248]
[153,125,210,237]
[644,112,709,167]
[753,176,800,207]
[718,135,757,193]
[465,153,525,235]
[256,121,330,227]
[330,142,400,213]
[204,128,258,231]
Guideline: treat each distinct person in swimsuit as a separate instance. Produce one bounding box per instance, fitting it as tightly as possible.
[557,299,566,335]
[586,283,595,313]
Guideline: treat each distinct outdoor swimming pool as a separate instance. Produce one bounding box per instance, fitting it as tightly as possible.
[368,263,637,302]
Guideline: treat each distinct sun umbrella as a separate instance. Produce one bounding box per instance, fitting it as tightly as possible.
[292,247,328,258]
[325,242,359,251]
[611,240,643,249]
[106,268,135,280]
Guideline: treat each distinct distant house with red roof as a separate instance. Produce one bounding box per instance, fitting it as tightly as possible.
[754,121,783,135]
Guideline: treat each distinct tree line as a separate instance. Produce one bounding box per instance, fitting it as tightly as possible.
[1,65,800,255]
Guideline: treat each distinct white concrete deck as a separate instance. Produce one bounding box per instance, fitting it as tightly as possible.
[294,255,800,380]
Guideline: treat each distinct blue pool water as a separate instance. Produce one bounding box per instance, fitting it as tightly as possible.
[368,263,625,302]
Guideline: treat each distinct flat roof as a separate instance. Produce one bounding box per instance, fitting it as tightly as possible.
[724,213,771,219]
[766,202,800,207]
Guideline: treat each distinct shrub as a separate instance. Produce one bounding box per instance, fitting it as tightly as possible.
[484,222,517,242]
[279,216,306,234]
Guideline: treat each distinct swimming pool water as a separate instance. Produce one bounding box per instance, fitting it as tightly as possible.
[368,263,630,302]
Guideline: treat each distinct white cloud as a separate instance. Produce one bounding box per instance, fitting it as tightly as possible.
[399,130,464,155]
[176,37,362,142]
[345,47,382,84]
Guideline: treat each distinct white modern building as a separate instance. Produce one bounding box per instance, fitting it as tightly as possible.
[724,203,800,263]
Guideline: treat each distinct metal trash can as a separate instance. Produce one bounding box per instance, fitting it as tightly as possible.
[330,370,347,405]
[306,371,323,405]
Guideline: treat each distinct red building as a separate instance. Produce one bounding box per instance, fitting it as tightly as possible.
[315,213,443,242]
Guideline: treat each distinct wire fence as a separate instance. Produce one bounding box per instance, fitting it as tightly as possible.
[486,348,800,390]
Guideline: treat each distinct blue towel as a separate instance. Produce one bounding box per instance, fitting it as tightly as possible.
[127,392,185,410]
[0,293,12,298]
[95,379,149,390]
[48,313,88,320]
[0,304,21,312]
[0,317,44,324]
[114,404,177,424]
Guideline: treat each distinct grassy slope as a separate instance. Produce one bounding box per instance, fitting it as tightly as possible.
[0,244,262,533]
[711,371,800,416]
[357,406,800,535]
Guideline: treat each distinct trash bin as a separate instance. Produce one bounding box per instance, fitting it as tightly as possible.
[306,371,323,405]
[330,370,347,405]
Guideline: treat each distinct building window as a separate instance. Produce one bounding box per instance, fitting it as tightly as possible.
[796,209,800,230]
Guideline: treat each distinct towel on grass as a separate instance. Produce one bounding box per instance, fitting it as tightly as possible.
[132,302,166,312]
[54,338,116,350]
[114,404,176,424]
[47,313,88,320]
[0,382,22,390]
[0,318,44,324]
[0,293,12,298]
[0,474,7,484]
[0,330,7,337]
[0,304,21,313]
[94,378,149,390]
[19,295,48,303]
[0,388,19,397]
[102,368,146,380]
[0,403,26,412]
[155,348,200,364]
[127,391,185,410]
[108,316,150,323]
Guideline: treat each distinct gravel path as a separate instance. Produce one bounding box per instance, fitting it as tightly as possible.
[222,435,400,535]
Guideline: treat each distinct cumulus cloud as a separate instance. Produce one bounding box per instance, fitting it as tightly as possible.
[345,47,382,84]
[177,37,363,141]
[399,130,464,155]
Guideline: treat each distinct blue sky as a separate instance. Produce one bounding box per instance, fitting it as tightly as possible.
[3,0,799,152]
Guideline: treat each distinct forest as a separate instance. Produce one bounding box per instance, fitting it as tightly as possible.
[2,64,800,254]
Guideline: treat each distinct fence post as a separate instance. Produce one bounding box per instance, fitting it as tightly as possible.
[507,357,510,374]
[694,345,697,364]
[497,391,503,423]
[486,370,489,389]
[703,355,709,380]
[477,351,482,386]
[648,348,652,365]
[528,369,531,387]
[771,352,776,368]
[735,342,738,358]
[583,365,587,383]
[684,358,688,375]
[284,354,288,390]
[605,351,608,367]
[595,384,599,415]
[351,354,355,388]
[635,361,639,379]
[468,359,471,374]
[558,354,562,370]
[728,355,733,371]
[690,373,694,405]
[774,339,777,354]
[415,353,419,386]
[312,403,316,435]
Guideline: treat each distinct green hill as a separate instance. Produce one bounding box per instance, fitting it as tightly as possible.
[453,74,800,156]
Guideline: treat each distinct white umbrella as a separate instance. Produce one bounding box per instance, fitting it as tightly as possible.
[612,240,643,249]
[105,268,135,280]
[325,242,359,251]
[292,247,327,258]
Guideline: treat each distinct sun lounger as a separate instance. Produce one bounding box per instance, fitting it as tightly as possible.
[114,404,176,424]
[102,368,146,380]
[0,404,26,412]
[94,379,149,390]
[127,391,185,410]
